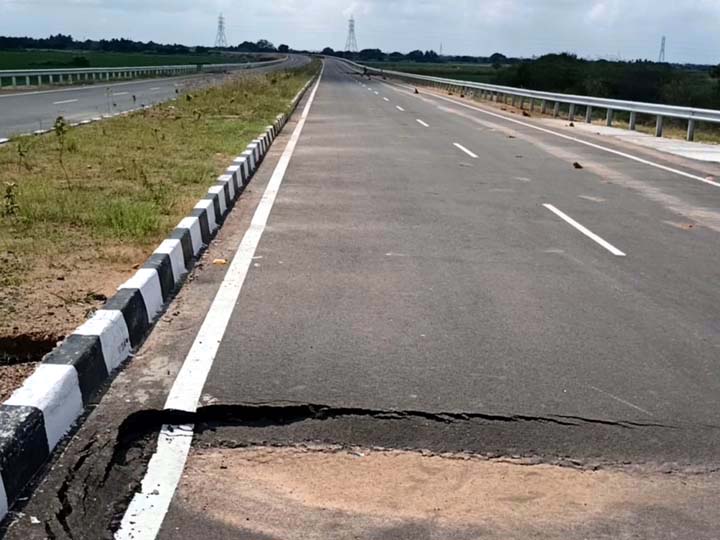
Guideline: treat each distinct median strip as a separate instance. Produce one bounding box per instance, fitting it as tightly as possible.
[0,60,320,522]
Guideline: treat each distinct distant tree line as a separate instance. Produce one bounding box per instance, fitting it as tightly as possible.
[322,46,515,67]
[324,47,720,109]
[496,53,720,109]
[0,34,290,55]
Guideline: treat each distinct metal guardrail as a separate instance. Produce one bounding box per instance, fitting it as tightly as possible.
[343,59,720,142]
[0,57,287,89]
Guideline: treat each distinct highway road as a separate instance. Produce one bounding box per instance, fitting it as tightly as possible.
[6,57,720,539]
[0,55,309,139]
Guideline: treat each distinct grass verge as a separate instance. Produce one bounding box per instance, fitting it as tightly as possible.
[0,59,320,350]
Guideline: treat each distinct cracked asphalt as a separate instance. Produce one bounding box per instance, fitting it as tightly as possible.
[5,57,720,539]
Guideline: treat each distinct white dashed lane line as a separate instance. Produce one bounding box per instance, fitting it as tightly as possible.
[396,105,405,112]
[453,142,478,159]
[543,204,626,257]
[53,99,79,105]
[416,119,429,127]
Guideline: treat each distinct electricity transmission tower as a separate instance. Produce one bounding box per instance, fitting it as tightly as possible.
[345,15,358,52]
[658,36,666,63]
[215,13,228,48]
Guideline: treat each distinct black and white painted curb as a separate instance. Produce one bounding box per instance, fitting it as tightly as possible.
[0,74,317,521]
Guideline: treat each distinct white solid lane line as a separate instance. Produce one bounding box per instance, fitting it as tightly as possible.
[543,204,626,257]
[396,105,405,112]
[115,67,325,540]
[53,98,79,105]
[416,119,429,127]
[453,142,478,159]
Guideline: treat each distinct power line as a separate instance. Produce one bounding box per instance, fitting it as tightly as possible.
[215,13,228,49]
[345,15,358,52]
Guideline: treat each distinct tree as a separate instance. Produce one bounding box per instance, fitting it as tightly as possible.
[322,47,335,56]
[358,48,384,61]
[423,50,439,62]
[406,50,424,62]
[278,44,289,53]
[255,39,276,52]
[237,41,258,52]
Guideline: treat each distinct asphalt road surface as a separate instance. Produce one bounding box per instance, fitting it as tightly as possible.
[0,55,310,139]
[5,57,720,539]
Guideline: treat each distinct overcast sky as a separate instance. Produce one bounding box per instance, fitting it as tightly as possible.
[2,0,719,64]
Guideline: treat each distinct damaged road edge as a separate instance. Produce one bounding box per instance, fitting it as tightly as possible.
[0,70,320,528]
[6,399,718,539]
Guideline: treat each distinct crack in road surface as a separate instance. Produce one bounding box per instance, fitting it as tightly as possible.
[7,402,720,539]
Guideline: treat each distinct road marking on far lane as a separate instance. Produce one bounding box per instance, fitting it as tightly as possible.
[115,66,325,540]
[113,91,129,96]
[396,105,405,112]
[52,98,79,105]
[416,119,429,127]
[543,204,626,257]
[453,142,478,159]
[406,85,720,189]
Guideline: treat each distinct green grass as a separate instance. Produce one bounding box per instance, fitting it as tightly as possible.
[0,60,320,289]
[367,62,499,84]
[0,49,264,70]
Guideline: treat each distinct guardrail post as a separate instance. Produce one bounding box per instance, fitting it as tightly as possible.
[25,75,30,86]
[529,99,535,112]
[11,76,16,88]
[568,104,576,121]
[519,97,525,109]
[655,115,664,137]
[629,111,637,131]
[541,100,547,114]
[553,102,560,118]
[511,95,517,107]
[687,119,696,142]
[606,109,614,126]
[585,106,592,123]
